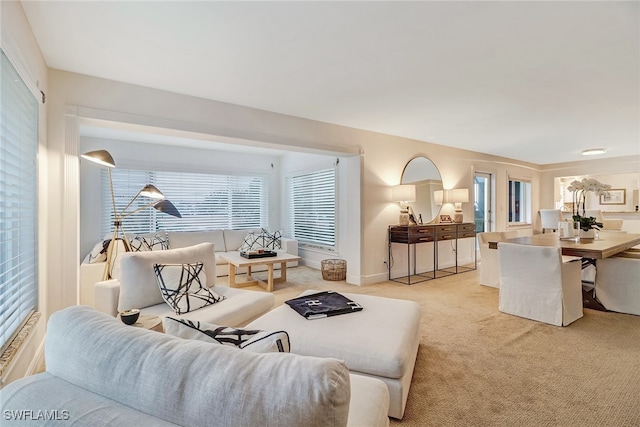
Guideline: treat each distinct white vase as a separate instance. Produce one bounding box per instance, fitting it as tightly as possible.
[579,228,596,239]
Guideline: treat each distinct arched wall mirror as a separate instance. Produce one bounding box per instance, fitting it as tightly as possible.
[401,157,443,224]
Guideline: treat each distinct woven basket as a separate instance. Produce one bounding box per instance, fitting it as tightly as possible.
[321,259,347,281]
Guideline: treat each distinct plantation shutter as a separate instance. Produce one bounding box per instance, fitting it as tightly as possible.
[0,50,39,351]
[288,168,336,249]
[102,169,268,235]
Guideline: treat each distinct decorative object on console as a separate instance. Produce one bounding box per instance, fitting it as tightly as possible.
[163,317,290,353]
[434,188,469,223]
[153,262,225,314]
[567,178,610,234]
[81,150,182,280]
[392,184,416,225]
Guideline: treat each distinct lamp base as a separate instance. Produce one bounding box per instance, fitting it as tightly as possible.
[454,212,464,223]
[399,212,410,225]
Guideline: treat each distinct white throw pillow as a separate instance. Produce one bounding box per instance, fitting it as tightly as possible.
[163,317,290,353]
[117,242,216,311]
[154,262,224,314]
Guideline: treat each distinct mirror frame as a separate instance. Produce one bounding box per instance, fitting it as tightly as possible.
[400,156,443,224]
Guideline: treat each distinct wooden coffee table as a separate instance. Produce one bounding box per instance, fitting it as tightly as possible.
[218,252,301,292]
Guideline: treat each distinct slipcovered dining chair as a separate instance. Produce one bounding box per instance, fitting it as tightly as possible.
[498,242,583,326]
[539,209,563,233]
[595,251,640,316]
[477,232,503,288]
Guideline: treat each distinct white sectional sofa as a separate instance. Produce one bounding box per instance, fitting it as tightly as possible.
[80,229,298,306]
[0,306,391,427]
[93,242,275,327]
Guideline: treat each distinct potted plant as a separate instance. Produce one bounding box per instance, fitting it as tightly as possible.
[567,178,610,238]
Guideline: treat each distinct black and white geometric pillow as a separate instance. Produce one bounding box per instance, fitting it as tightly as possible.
[238,229,283,252]
[146,232,170,251]
[129,235,151,252]
[130,232,170,252]
[88,239,110,263]
[163,317,290,353]
[153,262,224,314]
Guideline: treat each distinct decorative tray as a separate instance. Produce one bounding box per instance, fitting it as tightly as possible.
[240,250,278,259]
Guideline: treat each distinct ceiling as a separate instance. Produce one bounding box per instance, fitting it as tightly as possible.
[21,1,640,165]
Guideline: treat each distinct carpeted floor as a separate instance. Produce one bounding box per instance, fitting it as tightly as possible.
[225,266,640,427]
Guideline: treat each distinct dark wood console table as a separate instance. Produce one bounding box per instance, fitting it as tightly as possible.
[388,223,476,285]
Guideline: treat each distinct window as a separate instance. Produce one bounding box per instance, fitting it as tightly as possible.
[0,50,39,352]
[508,178,532,225]
[102,169,268,235]
[288,168,336,249]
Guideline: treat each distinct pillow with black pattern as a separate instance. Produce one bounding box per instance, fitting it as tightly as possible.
[238,229,283,252]
[88,239,110,263]
[130,232,170,252]
[153,262,224,314]
[163,317,290,353]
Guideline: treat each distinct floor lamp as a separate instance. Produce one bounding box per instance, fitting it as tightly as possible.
[81,150,182,280]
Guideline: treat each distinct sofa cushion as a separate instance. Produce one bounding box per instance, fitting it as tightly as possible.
[129,232,170,252]
[223,229,256,252]
[167,230,225,252]
[154,263,224,314]
[118,242,216,311]
[44,306,352,427]
[163,317,290,353]
[239,228,283,252]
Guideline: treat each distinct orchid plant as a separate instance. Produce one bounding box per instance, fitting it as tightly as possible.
[567,178,611,231]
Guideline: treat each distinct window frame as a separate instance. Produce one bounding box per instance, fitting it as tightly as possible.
[287,167,337,251]
[0,48,39,353]
[101,168,269,236]
[507,176,532,226]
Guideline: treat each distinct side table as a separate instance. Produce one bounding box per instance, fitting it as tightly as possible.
[118,314,163,332]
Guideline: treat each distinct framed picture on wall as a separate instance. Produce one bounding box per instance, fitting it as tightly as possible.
[600,189,626,205]
[439,214,453,223]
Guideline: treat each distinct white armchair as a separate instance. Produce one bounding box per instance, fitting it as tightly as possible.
[539,209,563,233]
[498,242,583,326]
[595,251,640,316]
[477,232,503,288]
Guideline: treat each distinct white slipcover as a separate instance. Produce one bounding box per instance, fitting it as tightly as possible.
[595,252,640,316]
[477,232,503,288]
[498,242,583,326]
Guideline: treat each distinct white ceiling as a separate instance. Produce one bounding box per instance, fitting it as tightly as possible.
[21,1,640,165]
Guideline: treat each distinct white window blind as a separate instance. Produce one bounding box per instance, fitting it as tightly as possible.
[0,49,39,352]
[102,169,268,235]
[288,168,336,249]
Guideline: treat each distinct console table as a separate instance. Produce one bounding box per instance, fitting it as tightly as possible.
[388,223,476,284]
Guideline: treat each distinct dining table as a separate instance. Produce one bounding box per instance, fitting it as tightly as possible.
[488,231,640,259]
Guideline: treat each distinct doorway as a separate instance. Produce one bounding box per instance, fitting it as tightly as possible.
[474,172,493,233]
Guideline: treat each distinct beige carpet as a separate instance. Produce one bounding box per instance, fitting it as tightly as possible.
[222,266,640,427]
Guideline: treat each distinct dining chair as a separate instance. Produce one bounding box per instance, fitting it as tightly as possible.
[539,209,563,233]
[595,251,640,316]
[498,242,583,326]
[477,232,503,288]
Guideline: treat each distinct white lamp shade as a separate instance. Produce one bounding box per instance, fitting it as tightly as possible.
[434,188,468,204]
[392,184,416,202]
[450,188,469,203]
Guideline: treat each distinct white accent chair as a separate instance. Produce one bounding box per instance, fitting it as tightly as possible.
[477,232,503,288]
[498,242,583,326]
[595,250,640,316]
[539,209,563,233]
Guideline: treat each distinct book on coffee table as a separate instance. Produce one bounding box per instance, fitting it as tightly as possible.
[285,291,363,320]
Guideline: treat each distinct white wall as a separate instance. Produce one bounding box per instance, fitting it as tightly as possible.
[0,0,48,386]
